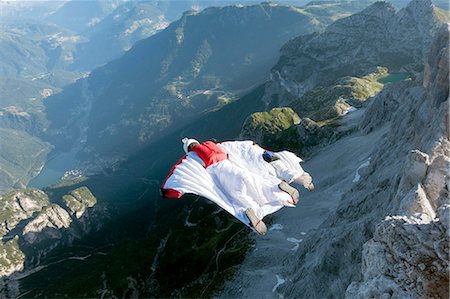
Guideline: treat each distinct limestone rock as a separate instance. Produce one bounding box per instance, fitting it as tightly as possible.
[402,150,430,186]
[345,24,450,299]
[22,204,72,244]
[0,237,25,277]
[63,186,97,218]
[0,189,49,236]
[282,23,449,298]
[346,211,449,299]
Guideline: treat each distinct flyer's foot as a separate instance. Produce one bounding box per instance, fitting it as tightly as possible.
[245,208,267,235]
[294,173,315,191]
[278,181,300,205]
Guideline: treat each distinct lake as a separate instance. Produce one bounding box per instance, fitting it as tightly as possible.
[28,149,79,188]
[378,72,411,84]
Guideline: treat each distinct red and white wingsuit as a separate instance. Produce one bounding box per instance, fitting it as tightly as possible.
[161,140,308,227]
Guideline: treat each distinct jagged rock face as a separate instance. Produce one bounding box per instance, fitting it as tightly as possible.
[346,206,449,298]
[0,186,102,279]
[268,0,442,104]
[0,189,49,277]
[0,237,25,277]
[282,24,449,298]
[345,24,450,298]
[0,189,49,236]
[63,186,97,219]
[22,204,72,244]
[296,117,338,149]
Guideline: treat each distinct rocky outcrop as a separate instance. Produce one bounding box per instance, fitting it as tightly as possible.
[346,206,449,298]
[22,204,72,245]
[282,23,449,298]
[287,67,387,121]
[63,186,97,219]
[240,107,301,151]
[0,186,102,279]
[345,24,450,298]
[0,189,49,237]
[0,237,25,278]
[267,0,443,104]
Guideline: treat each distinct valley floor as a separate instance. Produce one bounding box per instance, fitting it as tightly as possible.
[218,111,388,298]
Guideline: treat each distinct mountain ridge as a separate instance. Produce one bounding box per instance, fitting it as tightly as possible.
[267,0,444,106]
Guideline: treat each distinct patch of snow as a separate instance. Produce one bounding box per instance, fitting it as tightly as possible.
[272,274,286,293]
[287,237,303,251]
[269,224,284,231]
[353,158,371,183]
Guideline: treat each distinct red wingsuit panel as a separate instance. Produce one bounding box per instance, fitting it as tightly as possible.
[190,141,227,168]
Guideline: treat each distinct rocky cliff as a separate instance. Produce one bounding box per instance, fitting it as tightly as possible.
[345,23,449,298]
[281,23,449,298]
[0,186,104,284]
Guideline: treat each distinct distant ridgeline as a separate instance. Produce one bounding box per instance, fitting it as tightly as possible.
[0,0,266,193]
[43,1,368,164]
[0,0,198,193]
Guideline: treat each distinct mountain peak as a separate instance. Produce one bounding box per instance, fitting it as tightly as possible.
[360,1,395,17]
[406,0,434,11]
[398,0,437,22]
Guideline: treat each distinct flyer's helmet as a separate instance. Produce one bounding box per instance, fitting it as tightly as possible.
[182,137,199,153]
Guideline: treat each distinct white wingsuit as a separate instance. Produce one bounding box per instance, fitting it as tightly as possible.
[161,140,311,227]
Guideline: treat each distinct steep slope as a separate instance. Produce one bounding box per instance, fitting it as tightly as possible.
[0,128,52,192]
[1,79,269,299]
[0,1,190,192]
[4,1,445,297]
[44,2,330,164]
[0,21,83,84]
[267,0,444,105]
[345,24,449,298]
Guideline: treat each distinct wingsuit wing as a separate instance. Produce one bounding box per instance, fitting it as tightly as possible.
[161,140,308,226]
[218,141,306,183]
[217,140,276,178]
[161,152,256,226]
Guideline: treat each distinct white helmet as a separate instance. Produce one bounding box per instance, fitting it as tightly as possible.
[182,137,199,154]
